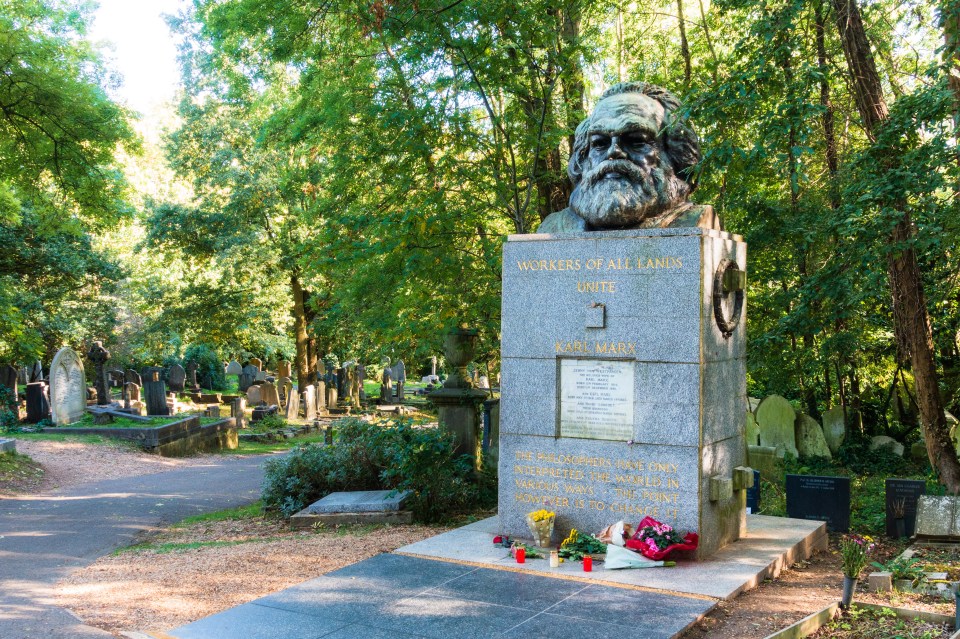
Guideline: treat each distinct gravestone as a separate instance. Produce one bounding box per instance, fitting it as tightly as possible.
[431,355,437,377]
[125,368,142,387]
[477,375,490,389]
[231,396,246,429]
[246,385,262,405]
[108,369,125,388]
[239,365,257,392]
[870,435,904,457]
[141,367,170,416]
[785,474,850,532]
[277,376,293,407]
[28,360,44,383]
[316,362,327,413]
[747,444,779,481]
[794,413,832,459]
[168,364,186,393]
[380,367,393,402]
[49,347,86,425]
[126,381,140,402]
[498,87,749,558]
[0,364,17,401]
[756,395,798,458]
[335,367,346,398]
[357,364,366,401]
[260,381,280,407]
[394,360,406,402]
[745,469,761,514]
[303,385,316,421]
[285,386,300,421]
[185,361,200,393]
[277,360,292,379]
[821,407,846,454]
[249,357,263,371]
[745,411,760,446]
[251,404,277,422]
[914,495,960,541]
[255,370,267,382]
[226,360,243,376]
[884,478,925,538]
[86,341,111,406]
[25,382,50,423]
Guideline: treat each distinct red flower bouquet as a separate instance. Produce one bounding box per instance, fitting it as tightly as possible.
[625,516,698,560]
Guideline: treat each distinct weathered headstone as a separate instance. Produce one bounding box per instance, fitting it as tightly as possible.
[125,368,141,387]
[745,411,760,446]
[380,367,393,402]
[747,444,779,482]
[141,367,170,416]
[785,474,850,532]
[255,370,267,382]
[260,381,280,407]
[126,382,140,401]
[0,364,17,401]
[168,363,186,393]
[303,385,316,421]
[27,360,43,383]
[821,407,846,454]
[914,495,960,541]
[794,413,832,459]
[185,360,200,393]
[239,365,257,392]
[251,404,277,422]
[25,382,50,423]
[86,341,111,406]
[756,395,798,458]
[226,360,243,376]
[49,347,86,425]
[277,360,292,379]
[394,360,406,402]
[108,369,125,388]
[884,478,925,538]
[335,367,346,398]
[316,361,327,413]
[357,364,366,401]
[285,386,301,420]
[431,355,437,377]
[231,396,246,429]
[249,357,262,371]
[277,376,293,408]
[870,435,905,457]
[910,439,927,462]
[246,385,262,405]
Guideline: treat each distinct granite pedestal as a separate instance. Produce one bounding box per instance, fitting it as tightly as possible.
[499,227,747,558]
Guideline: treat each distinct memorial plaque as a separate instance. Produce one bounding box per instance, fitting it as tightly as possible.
[885,479,925,538]
[786,474,850,532]
[559,358,634,441]
[745,469,761,514]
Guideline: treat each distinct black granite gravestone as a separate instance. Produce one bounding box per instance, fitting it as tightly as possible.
[786,474,850,532]
[745,469,761,514]
[168,364,186,393]
[141,366,170,416]
[885,478,926,538]
[25,382,50,423]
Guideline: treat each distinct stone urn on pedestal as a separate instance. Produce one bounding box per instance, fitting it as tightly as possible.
[428,327,489,465]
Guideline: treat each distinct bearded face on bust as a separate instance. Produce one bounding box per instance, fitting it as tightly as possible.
[540,82,707,233]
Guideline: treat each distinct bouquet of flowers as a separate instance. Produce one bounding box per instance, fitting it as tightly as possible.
[525,509,555,547]
[558,528,606,560]
[839,533,875,578]
[626,516,698,560]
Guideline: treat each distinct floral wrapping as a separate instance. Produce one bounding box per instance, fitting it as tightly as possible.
[625,516,698,560]
[525,510,555,547]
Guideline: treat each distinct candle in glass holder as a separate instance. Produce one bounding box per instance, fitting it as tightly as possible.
[516,547,526,564]
[582,555,592,572]
[549,551,559,568]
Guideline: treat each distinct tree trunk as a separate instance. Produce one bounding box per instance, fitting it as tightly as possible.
[676,0,692,87]
[290,272,310,385]
[830,0,960,491]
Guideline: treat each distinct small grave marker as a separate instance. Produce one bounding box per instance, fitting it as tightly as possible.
[745,469,761,514]
[884,478,925,538]
[786,474,850,532]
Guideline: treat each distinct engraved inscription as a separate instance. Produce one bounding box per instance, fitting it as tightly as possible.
[559,359,634,441]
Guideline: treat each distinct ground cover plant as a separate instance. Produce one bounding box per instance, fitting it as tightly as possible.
[0,450,43,493]
[812,605,953,639]
[262,416,495,522]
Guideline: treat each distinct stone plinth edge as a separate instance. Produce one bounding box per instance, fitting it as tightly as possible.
[289,510,413,529]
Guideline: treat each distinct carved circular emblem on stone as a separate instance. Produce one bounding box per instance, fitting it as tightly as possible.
[713,258,745,338]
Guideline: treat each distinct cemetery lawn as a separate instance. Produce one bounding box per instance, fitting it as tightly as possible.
[0,450,44,494]
[55,503,462,636]
[810,604,953,638]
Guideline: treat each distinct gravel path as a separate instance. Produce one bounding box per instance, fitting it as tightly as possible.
[0,441,271,639]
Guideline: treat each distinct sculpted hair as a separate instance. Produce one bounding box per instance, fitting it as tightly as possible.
[568,82,702,191]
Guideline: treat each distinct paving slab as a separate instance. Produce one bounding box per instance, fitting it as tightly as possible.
[395,514,827,600]
[168,554,715,639]
[303,489,411,513]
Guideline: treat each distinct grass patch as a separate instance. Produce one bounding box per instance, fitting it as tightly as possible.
[116,538,283,555]
[9,432,138,447]
[173,501,263,527]
[0,450,43,484]
[814,604,952,638]
[221,432,330,455]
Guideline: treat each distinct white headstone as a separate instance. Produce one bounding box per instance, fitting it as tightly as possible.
[226,360,243,376]
[756,395,798,458]
[49,347,86,425]
[821,407,846,454]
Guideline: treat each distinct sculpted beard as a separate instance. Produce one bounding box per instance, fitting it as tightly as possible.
[570,157,690,229]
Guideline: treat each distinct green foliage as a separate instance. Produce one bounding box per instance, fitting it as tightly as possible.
[184,344,227,391]
[261,417,492,522]
[871,556,927,586]
[825,604,948,639]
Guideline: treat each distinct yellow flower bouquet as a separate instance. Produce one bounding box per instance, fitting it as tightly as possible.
[525,509,555,547]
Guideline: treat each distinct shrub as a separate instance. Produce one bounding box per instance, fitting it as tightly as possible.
[261,417,495,522]
[184,344,226,391]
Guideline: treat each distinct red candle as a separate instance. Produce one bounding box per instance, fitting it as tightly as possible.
[516,547,526,564]
[583,555,592,572]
